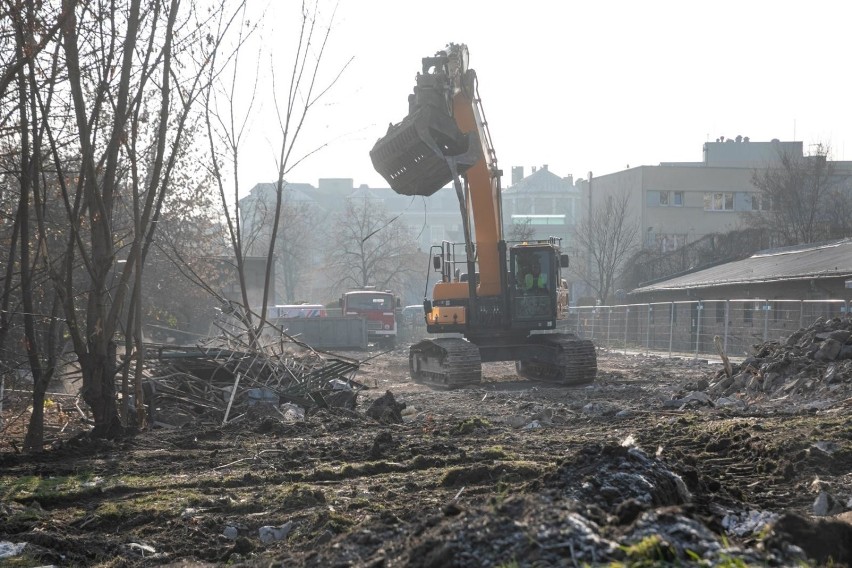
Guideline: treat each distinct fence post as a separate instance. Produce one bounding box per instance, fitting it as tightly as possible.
[577,308,581,336]
[606,308,612,349]
[668,302,675,358]
[799,300,804,330]
[589,308,595,340]
[723,300,730,353]
[762,301,770,342]
[693,302,703,361]
[624,307,630,354]
[646,305,652,355]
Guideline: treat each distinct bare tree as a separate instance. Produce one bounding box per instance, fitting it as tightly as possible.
[1,0,69,450]
[325,197,421,296]
[1,0,242,439]
[573,191,639,304]
[507,218,535,242]
[204,1,350,344]
[239,185,317,304]
[748,144,852,245]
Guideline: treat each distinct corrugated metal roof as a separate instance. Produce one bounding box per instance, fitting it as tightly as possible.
[631,239,852,293]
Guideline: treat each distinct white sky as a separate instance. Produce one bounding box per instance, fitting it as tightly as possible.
[235,0,852,195]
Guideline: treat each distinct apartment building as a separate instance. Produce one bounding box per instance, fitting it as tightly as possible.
[578,138,852,253]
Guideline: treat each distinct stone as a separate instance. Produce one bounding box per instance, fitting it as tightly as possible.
[815,339,842,361]
[259,521,293,544]
[223,526,239,540]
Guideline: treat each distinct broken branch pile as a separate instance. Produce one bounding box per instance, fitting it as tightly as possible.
[142,339,363,428]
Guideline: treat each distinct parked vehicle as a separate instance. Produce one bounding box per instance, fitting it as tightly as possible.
[340,289,400,347]
[268,304,327,319]
[401,304,426,327]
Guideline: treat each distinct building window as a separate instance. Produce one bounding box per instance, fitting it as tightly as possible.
[743,302,753,325]
[716,302,725,323]
[751,193,771,211]
[430,225,444,242]
[656,191,684,207]
[704,192,734,211]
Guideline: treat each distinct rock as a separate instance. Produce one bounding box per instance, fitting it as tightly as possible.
[324,389,357,410]
[714,397,747,409]
[259,521,293,544]
[279,403,305,422]
[813,491,838,517]
[766,513,852,565]
[815,339,842,361]
[503,415,529,429]
[683,378,710,391]
[828,330,851,343]
[721,509,779,537]
[366,390,406,424]
[785,330,805,346]
[223,526,239,540]
[582,402,618,417]
[0,542,27,560]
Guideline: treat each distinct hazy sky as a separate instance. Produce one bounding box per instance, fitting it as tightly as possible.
[235,0,852,194]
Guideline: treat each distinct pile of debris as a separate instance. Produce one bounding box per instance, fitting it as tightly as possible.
[706,316,852,408]
[142,338,364,428]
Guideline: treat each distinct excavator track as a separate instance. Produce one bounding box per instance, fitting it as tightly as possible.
[409,338,482,389]
[515,334,597,386]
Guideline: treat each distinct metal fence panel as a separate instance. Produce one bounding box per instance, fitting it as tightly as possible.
[567,298,849,360]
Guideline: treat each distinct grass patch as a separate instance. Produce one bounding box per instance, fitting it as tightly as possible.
[440,461,542,487]
[271,484,326,512]
[481,445,515,460]
[455,417,491,435]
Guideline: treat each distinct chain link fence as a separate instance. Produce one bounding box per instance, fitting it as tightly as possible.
[566,299,850,360]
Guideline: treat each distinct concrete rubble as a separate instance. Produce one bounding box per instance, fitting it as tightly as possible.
[672,316,852,410]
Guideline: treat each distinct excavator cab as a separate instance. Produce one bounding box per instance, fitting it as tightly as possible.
[509,246,559,328]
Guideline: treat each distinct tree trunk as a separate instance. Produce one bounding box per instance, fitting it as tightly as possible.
[79,344,123,438]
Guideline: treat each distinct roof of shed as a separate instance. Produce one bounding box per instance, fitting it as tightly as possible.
[631,239,852,293]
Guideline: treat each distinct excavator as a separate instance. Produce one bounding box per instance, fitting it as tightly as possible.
[369,43,596,388]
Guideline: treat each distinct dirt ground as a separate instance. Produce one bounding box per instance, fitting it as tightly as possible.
[2,343,852,567]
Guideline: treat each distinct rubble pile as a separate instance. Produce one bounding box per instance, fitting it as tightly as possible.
[707,316,852,408]
[142,339,363,428]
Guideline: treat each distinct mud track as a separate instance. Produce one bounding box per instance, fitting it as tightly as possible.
[2,349,851,567]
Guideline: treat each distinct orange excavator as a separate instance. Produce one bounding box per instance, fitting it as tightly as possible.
[370,43,596,388]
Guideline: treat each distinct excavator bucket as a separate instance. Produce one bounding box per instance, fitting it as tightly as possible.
[370,105,480,197]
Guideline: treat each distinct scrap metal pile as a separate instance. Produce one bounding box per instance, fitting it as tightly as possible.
[141,328,364,428]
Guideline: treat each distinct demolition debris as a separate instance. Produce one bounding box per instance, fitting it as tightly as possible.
[142,340,364,428]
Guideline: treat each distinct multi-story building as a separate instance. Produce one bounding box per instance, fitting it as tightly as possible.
[578,138,852,253]
[501,165,582,248]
